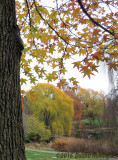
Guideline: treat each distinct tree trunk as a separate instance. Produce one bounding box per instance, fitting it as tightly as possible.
[0,0,26,159]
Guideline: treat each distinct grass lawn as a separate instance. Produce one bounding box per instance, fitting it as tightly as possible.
[26,150,112,160]
[26,150,56,160]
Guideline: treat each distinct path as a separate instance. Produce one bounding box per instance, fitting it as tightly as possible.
[25,147,60,154]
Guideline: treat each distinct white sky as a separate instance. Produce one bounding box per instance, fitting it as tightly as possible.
[65,62,109,93]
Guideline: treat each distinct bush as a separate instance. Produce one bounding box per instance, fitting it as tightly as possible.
[24,134,31,143]
[25,132,41,143]
[24,115,51,142]
[51,137,67,151]
[51,137,118,156]
[51,137,87,152]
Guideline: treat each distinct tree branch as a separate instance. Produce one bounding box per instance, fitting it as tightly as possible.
[33,0,69,45]
[77,0,114,36]
[25,0,32,27]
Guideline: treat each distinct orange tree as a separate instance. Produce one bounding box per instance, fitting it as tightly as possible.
[62,85,82,134]
[0,0,118,159]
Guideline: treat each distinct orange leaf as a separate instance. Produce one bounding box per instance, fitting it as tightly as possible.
[91,51,102,59]
[57,81,63,89]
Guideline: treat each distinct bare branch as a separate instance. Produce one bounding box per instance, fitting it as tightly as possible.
[25,0,32,27]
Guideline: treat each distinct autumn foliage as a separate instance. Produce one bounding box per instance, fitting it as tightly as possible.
[15,0,118,89]
[77,88,104,124]
[63,85,82,125]
[26,83,74,136]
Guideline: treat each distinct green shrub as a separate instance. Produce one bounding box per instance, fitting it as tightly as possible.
[24,116,51,142]
[25,132,41,143]
[24,134,31,143]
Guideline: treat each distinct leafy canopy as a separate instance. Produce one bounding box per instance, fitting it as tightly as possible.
[63,85,82,124]
[26,83,74,136]
[77,88,104,123]
[16,0,118,88]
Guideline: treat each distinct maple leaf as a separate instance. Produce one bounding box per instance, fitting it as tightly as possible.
[73,61,82,70]
[34,65,40,73]
[20,78,27,85]
[30,77,38,85]
[93,29,100,36]
[80,67,94,79]
[69,77,76,82]
[103,34,108,41]
[31,26,38,33]
[57,81,63,89]
[45,73,53,82]
[109,61,118,71]
[91,51,102,60]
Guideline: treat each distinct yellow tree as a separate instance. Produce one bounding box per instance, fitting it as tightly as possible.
[77,88,104,124]
[26,83,74,136]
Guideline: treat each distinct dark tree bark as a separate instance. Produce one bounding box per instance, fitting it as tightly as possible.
[0,0,26,159]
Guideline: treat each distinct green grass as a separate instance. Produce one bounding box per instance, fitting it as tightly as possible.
[26,150,112,160]
[26,150,56,160]
[81,119,105,127]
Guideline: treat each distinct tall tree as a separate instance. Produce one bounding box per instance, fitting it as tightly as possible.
[105,64,118,127]
[104,89,118,127]
[62,85,82,126]
[63,86,82,136]
[77,88,104,124]
[0,0,26,159]
[26,83,74,136]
